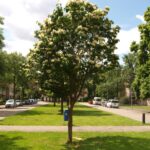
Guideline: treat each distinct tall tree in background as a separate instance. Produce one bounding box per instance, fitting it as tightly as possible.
[96,66,123,99]
[0,16,5,78]
[131,7,150,100]
[8,53,26,100]
[0,16,8,99]
[123,53,136,103]
[30,0,119,143]
[0,16,4,50]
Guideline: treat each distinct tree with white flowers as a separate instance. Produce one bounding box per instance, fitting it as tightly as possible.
[29,0,119,143]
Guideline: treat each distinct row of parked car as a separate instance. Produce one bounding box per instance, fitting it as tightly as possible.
[92,97,119,108]
[5,99,38,108]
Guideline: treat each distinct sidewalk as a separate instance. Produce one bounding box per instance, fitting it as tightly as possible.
[0,125,150,132]
[81,103,150,123]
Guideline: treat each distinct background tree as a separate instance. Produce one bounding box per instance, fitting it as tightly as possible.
[7,52,26,100]
[30,0,119,143]
[0,16,4,50]
[96,66,124,99]
[0,16,5,78]
[131,7,150,101]
[123,53,136,104]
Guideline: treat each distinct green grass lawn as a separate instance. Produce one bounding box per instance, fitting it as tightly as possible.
[0,103,141,126]
[121,105,150,111]
[0,132,150,150]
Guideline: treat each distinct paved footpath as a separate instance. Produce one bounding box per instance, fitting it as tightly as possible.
[0,126,150,132]
[81,103,150,123]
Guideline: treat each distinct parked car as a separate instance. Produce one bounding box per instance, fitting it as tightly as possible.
[93,97,101,105]
[5,99,16,108]
[101,99,107,107]
[16,100,23,106]
[106,99,119,108]
[88,100,93,104]
[24,99,31,105]
[33,99,38,104]
[29,99,37,104]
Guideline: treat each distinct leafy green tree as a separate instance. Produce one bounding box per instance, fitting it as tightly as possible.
[25,50,41,99]
[123,53,136,103]
[31,0,119,143]
[0,16,5,79]
[0,51,10,100]
[96,66,124,99]
[131,7,150,100]
[0,51,7,80]
[7,52,26,100]
[0,16,4,50]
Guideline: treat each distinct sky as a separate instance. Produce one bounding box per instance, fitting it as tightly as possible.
[0,0,149,60]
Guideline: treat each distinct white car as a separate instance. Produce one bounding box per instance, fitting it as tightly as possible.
[16,100,23,106]
[106,99,119,108]
[5,99,16,108]
[93,97,101,105]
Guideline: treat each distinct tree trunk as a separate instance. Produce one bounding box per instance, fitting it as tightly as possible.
[66,99,69,106]
[13,75,16,108]
[60,98,64,114]
[53,98,56,107]
[129,85,133,107]
[13,75,16,100]
[67,105,73,143]
[22,87,25,100]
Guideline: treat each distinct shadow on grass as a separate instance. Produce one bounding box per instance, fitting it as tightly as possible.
[73,110,112,116]
[15,110,52,116]
[0,135,30,150]
[64,136,150,150]
[38,104,54,108]
[74,105,89,108]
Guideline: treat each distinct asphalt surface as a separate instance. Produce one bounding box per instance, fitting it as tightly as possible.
[0,101,49,120]
[81,103,150,123]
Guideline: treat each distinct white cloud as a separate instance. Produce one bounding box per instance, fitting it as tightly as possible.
[115,27,140,55]
[0,0,68,56]
[5,39,33,56]
[136,15,145,23]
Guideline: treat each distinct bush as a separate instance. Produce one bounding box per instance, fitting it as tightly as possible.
[0,98,4,105]
[80,97,92,102]
[119,97,130,105]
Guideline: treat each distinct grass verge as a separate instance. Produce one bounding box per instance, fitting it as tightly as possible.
[0,103,141,126]
[0,132,150,150]
[121,105,150,111]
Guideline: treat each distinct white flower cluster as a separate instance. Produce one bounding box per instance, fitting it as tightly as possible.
[92,40,98,46]
[49,41,53,46]
[77,25,83,30]
[36,41,42,48]
[39,32,45,39]
[45,18,52,25]
[52,29,66,35]
[67,0,87,4]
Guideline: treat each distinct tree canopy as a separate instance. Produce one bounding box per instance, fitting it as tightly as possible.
[131,7,150,100]
[0,16,5,78]
[0,16,4,50]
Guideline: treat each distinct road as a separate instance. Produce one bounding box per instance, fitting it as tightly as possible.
[81,103,150,123]
[0,101,49,120]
